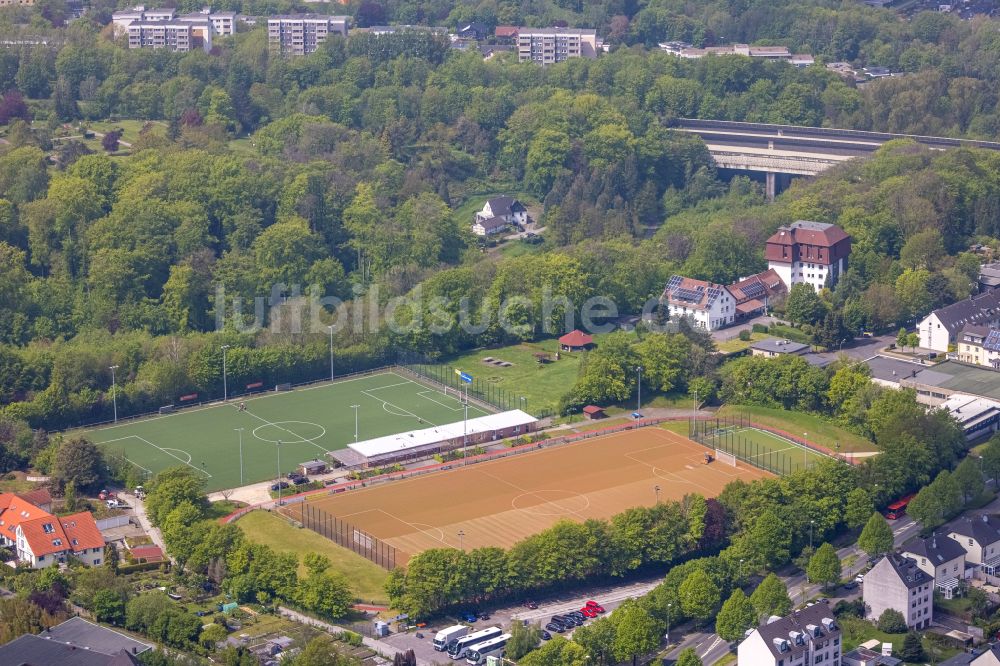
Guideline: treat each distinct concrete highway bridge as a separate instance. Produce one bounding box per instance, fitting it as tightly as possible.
[672,118,1000,199]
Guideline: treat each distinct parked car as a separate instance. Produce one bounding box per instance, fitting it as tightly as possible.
[292,476,309,485]
[545,623,564,633]
[461,611,478,623]
[854,574,865,584]
[585,600,605,613]
[581,607,597,618]
[523,600,539,609]
[270,481,290,491]
[478,612,490,621]
[842,581,858,590]
[567,611,586,621]
[541,631,552,641]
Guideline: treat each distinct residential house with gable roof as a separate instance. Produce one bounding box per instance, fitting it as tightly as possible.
[901,534,967,598]
[737,599,842,666]
[661,275,735,331]
[472,195,528,236]
[948,514,1000,582]
[919,291,1000,352]
[0,492,104,568]
[728,268,787,320]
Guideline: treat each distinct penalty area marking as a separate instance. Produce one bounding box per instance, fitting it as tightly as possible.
[98,434,211,478]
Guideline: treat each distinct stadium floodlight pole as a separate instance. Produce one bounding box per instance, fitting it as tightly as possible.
[235,428,244,486]
[221,345,231,402]
[109,365,119,423]
[803,432,807,469]
[636,366,643,413]
[463,385,469,465]
[665,603,671,645]
[351,404,360,442]
[276,439,282,506]
[809,519,814,551]
[654,485,660,504]
[327,325,335,381]
[458,529,464,551]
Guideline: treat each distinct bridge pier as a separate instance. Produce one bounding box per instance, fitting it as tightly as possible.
[766,172,776,202]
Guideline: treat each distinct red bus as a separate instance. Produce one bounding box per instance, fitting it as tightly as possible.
[883,494,916,520]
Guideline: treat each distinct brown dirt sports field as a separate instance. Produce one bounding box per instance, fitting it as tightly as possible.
[295,427,771,558]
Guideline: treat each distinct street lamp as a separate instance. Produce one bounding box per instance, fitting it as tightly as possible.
[636,366,643,413]
[235,428,245,486]
[803,432,808,470]
[221,345,231,401]
[520,396,526,413]
[739,558,745,581]
[654,485,661,504]
[109,365,119,423]
[666,603,671,645]
[809,519,815,551]
[351,404,360,442]
[458,530,465,551]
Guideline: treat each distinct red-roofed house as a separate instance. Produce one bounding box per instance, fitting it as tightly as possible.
[130,545,165,563]
[582,405,606,420]
[16,488,53,512]
[766,220,851,292]
[662,275,736,331]
[728,268,787,319]
[559,329,593,351]
[0,492,104,568]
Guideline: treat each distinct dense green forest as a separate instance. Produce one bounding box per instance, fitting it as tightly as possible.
[0,0,998,440]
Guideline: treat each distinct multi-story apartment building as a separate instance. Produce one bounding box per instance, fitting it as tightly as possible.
[863,553,933,629]
[516,28,597,64]
[765,220,852,292]
[115,7,236,43]
[738,600,842,666]
[127,21,208,52]
[267,14,350,55]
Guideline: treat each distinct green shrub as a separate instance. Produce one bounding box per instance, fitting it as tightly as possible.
[738,330,751,341]
[877,608,906,634]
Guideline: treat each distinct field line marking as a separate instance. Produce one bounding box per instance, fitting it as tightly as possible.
[364,381,418,392]
[242,410,332,454]
[375,508,451,546]
[134,436,212,478]
[360,389,438,427]
[415,390,465,412]
[476,469,588,520]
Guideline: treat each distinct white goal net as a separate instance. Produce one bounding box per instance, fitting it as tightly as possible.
[714,449,737,467]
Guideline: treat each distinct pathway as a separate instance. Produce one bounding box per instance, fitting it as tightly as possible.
[119,491,172,563]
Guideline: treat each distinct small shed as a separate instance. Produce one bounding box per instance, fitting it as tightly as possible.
[299,460,327,476]
[582,405,606,420]
[559,329,594,351]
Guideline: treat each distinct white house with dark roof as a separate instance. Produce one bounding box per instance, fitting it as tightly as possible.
[863,553,933,629]
[737,599,841,666]
[765,220,852,292]
[948,514,1000,583]
[473,196,527,236]
[662,275,735,331]
[919,291,1000,352]
[901,534,967,598]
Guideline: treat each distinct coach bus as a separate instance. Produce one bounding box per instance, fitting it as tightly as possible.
[449,627,502,660]
[466,634,511,666]
[884,493,916,520]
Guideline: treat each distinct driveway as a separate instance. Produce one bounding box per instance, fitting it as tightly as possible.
[119,492,171,562]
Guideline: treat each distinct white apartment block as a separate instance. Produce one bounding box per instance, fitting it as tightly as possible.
[267,14,350,55]
[517,28,597,64]
[863,553,933,629]
[738,600,841,666]
[114,6,237,42]
[127,21,210,53]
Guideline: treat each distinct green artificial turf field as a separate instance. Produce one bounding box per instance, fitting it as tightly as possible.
[691,420,832,475]
[82,371,491,492]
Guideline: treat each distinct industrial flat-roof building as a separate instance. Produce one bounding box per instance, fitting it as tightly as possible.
[330,410,537,467]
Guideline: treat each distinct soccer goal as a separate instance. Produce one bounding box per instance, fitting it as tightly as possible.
[714,449,737,467]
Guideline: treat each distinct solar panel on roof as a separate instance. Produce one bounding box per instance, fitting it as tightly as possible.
[984,330,1000,352]
[666,275,683,291]
[741,281,766,299]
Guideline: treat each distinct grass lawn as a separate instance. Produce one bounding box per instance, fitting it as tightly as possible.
[839,616,960,664]
[85,119,166,145]
[766,324,813,345]
[717,404,875,453]
[237,510,389,605]
[0,472,41,494]
[716,331,771,354]
[438,332,642,417]
[935,594,971,618]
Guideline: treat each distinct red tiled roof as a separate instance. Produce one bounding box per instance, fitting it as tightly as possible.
[130,545,164,561]
[663,276,731,311]
[16,488,52,508]
[494,25,518,37]
[18,516,69,556]
[60,512,105,552]
[735,299,765,314]
[728,269,787,303]
[765,221,849,248]
[582,405,604,415]
[0,493,52,543]
[559,330,593,347]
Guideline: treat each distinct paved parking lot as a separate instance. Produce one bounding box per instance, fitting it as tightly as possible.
[378,577,663,664]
